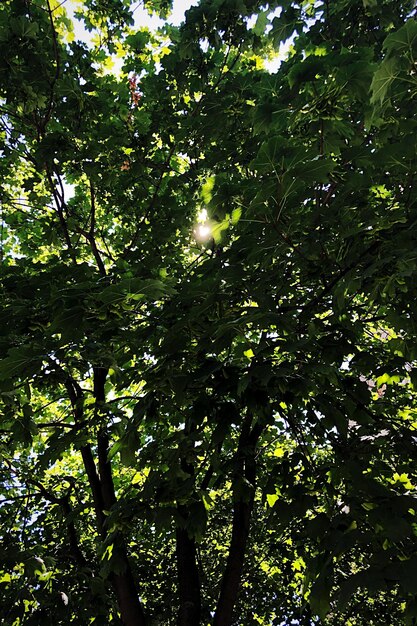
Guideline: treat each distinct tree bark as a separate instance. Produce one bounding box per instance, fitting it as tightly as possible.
[212,499,254,626]
[176,524,201,626]
[111,566,147,626]
[176,445,202,626]
[213,418,263,626]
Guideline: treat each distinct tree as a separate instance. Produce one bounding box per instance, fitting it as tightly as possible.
[1,0,417,624]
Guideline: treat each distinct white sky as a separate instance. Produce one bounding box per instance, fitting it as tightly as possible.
[133,0,199,27]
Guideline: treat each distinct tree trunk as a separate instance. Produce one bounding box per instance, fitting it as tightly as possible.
[212,497,254,626]
[111,567,147,626]
[176,525,201,626]
[213,417,263,626]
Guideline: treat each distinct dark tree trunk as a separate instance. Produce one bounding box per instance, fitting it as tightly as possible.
[213,417,263,626]
[176,525,201,626]
[212,498,254,626]
[175,443,202,626]
[111,567,147,626]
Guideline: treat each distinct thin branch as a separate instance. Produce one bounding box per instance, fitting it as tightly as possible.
[36,421,79,430]
[76,225,107,276]
[45,168,75,257]
[0,493,40,503]
[42,0,61,132]
[89,179,96,237]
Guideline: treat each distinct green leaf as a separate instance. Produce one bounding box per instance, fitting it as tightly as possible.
[49,306,84,341]
[370,57,399,104]
[249,136,285,172]
[266,493,279,507]
[0,346,43,381]
[10,16,38,39]
[383,19,417,56]
[253,11,269,36]
[310,568,332,620]
[231,207,241,225]
[294,157,336,182]
[270,13,299,48]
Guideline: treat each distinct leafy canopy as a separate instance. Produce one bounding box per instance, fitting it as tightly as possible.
[1,0,417,625]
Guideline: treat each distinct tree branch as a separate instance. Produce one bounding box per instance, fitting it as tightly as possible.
[94,367,116,511]
[45,168,76,260]
[42,0,61,132]
[74,183,107,275]
[92,366,147,626]
[64,375,107,532]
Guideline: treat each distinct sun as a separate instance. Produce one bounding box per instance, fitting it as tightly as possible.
[194,208,212,242]
[195,223,212,241]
